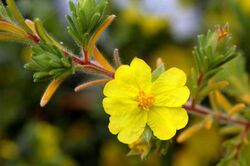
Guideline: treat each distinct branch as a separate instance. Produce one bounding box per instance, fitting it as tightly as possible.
[183,102,250,128]
[63,47,115,78]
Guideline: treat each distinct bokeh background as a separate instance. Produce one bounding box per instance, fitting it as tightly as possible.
[0,0,250,165]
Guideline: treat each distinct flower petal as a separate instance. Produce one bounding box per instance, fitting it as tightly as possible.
[153,86,190,107]
[148,107,188,140]
[152,67,187,92]
[130,57,152,92]
[103,97,137,115]
[115,110,147,144]
[103,65,139,98]
[103,58,152,98]
[107,108,139,135]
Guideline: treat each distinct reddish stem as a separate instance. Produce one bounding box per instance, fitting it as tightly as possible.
[63,50,114,78]
[83,49,89,63]
[197,73,204,85]
[27,32,114,78]
[28,33,40,43]
[184,101,250,154]
[183,102,250,127]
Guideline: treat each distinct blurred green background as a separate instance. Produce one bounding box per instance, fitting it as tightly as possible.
[0,0,250,165]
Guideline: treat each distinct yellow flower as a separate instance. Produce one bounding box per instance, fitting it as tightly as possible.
[103,58,190,144]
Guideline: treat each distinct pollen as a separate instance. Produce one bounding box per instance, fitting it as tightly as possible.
[137,91,155,110]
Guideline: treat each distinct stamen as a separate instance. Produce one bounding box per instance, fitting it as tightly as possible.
[137,91,154,110]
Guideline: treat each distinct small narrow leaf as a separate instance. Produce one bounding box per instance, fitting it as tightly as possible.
[93,47,115,72]
[143,126,152,144]
[25,19,36,34]
[152,62,165,81]
[177,123,203,143]
[34,18,64,50]
[0,20,27,37]
[6,0,32,32]
[87,15,116,55]
[228,103,245,116]
[196,81,229,102]
[74,79,109,92]
[215,91,232,112]
[0,32,31,43]
[40,75,66,107]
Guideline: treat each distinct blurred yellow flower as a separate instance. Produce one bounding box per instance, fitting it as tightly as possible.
[103,58,190,144]
[240,0,250,14]
[121,8,169,36]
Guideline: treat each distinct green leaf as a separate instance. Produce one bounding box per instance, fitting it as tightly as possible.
[215,55,250,101]
[238,133,250,166]
[217,149,237,166]
[66,0,110,48]
[67,26,82,46]
[191,27,237,103]
[66,15,80,39]
[48,60,62,68]
[61,57,71,68]
[220,125,243,135]
[33,72,50,79]
[24,44,75,82]
[88,12,101,33]
[159,141,171,155]
[34,18,64,50]
[0,32,32,44]
[49,68,66,76]
[0,2,14,22]
[24,61,40,71]
[203,67,222,81]
[243,109,250,121]
[6,0,32,32]
[151,63,165,81]
[143,126,152,144]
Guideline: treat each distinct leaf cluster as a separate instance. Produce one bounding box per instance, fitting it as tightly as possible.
[216,56,250,102]
[66,0,108,48]
[217,131,250,166]
[187,26,250,165]
[24,44,75,82]
[0,2,14,23]
[4,0,32,32]
[0,0,35,44]
[189,27,237,99]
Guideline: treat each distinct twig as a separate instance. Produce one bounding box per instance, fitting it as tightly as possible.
[183,102,250,127]
[27,29,115,78]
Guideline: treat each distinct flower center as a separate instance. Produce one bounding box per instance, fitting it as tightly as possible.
[137,91,155,110]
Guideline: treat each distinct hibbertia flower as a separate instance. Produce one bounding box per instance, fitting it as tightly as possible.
[103,58,190,144]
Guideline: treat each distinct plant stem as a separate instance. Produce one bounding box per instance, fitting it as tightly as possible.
[235,126,250,157]
[63,48,115,78]
[28,31,115,78]
[183,102,250,127]
[71,55,114,78]
[28,33,40,43]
